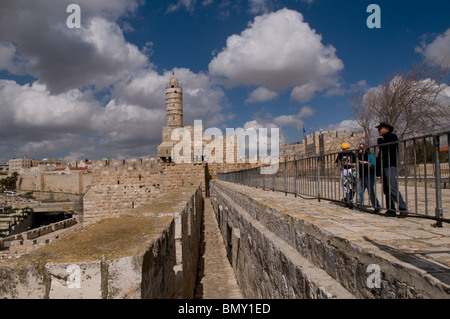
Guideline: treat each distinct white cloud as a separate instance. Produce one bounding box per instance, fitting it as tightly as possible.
[273,106,314,130]
[245,87,279,103]
[209,8,344,103]
[0,0,147,94]
[0,80,98,138]
[0,0,233,160]
[0,79,167,159]
[326,120,362,132]
[113,67,228,128]
[243,119,286,147]
[416,28,450,68]
[91,99,164,145]
[241,106,315,144]
[290,82,321,103]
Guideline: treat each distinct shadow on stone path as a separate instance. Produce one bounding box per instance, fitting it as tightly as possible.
[194,197,243,299]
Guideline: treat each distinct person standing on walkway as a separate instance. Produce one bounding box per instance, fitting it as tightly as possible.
[335,143,357,208]
[358,143,381,213]
[375,122,408,217]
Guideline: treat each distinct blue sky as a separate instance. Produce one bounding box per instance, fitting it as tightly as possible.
[0,0,449,162]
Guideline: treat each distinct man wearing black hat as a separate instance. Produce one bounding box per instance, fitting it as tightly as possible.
[375,122,408,217]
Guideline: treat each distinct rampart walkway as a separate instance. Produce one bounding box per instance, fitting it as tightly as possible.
[194,196,243,299]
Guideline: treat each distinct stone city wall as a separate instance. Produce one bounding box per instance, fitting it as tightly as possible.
[82,158,165,223]
[282,130,366,159]
[133,184,203,298]
[163,163,206,195]
[82,184,163,223]
[0,184,203,299]
[210,180,450,299]
[17,172,93,195]
[210,180,353,299]
[0,217,81,254]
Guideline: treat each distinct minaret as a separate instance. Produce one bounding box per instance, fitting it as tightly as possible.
[166,73,183,128]
[157,73,185,162]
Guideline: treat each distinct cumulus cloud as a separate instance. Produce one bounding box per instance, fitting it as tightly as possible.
[242,119,286,148]
[241,105,315,145]
[113,67,228,128]
[0,0,147,94]
[0,79,166,160]
[272,106,314,130]
[209,8,344,103]
[326,120,362,132]
[245,87,279,103]
[415,28,450,68]
[0,80,98,139]
[290,82,321,103]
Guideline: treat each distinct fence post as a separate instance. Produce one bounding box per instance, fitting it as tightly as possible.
[294,157,298,198]
[434,135,443,227]
[355,153,359,210]
[284,156,287,196]
[262,166,265,190]
[317,156,321,202]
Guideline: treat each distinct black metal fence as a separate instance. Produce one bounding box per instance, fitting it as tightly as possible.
[219,131,450,226]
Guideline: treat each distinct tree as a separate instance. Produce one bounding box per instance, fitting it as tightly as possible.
[0,172,18,191]
[351,63,449,144]
[406,140,447,164]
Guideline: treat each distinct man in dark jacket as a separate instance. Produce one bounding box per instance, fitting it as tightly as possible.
[375,122,407,217]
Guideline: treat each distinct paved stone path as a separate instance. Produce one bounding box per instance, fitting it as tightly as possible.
[194,197,243,299]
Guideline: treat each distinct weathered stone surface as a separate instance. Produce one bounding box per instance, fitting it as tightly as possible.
[0,184,203,299]
[211,181,354,299]
[46,262,103,299]
[210,180,450,299]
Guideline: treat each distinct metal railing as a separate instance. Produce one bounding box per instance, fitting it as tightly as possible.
[219,131,450,226]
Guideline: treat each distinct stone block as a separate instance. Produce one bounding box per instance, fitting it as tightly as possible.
[46,262,103,299]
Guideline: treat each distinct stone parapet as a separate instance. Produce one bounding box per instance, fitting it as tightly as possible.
[210,180,450,299]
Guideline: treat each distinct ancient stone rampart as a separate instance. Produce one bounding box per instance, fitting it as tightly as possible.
[17,172,93,195]
[0,184,203,299]
[82,158,165,223]
[210,180,450,299]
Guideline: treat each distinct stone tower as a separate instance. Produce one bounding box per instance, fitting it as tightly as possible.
[157,73,189,162]
[166,73,183,128]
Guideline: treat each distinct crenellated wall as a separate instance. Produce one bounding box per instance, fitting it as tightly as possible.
[82,158,165,223]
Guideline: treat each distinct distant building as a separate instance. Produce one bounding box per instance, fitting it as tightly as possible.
[280,130,366,160]
[78,159,93,169]
[9,158,32,173]
[0,162,8,172]
[51,167,90,175]
[9,157,68,174]
[32,158,67,168]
